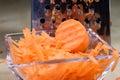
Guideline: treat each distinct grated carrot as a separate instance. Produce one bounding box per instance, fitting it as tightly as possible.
[8,19,119,80]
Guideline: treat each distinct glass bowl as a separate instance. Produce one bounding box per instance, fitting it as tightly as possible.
[4,28,118,80]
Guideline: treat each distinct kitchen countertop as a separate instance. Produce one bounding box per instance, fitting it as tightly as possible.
[0,0,120,80]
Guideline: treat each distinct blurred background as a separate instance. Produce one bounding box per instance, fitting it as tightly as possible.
[0,0,120,80]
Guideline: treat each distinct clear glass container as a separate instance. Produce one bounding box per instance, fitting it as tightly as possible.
[4,28,118,80]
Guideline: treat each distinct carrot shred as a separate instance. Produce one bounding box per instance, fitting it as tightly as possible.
[111,50,119,72]
[0,60,7,64]
[95,42,103,51]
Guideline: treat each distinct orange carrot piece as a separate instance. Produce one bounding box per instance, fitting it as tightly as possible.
[116,77,120,80]
[55,19,89,52]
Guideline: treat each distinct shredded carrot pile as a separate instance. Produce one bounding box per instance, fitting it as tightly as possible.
[9,19,119,80]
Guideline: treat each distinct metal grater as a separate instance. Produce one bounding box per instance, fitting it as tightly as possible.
[31,0,111,43]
